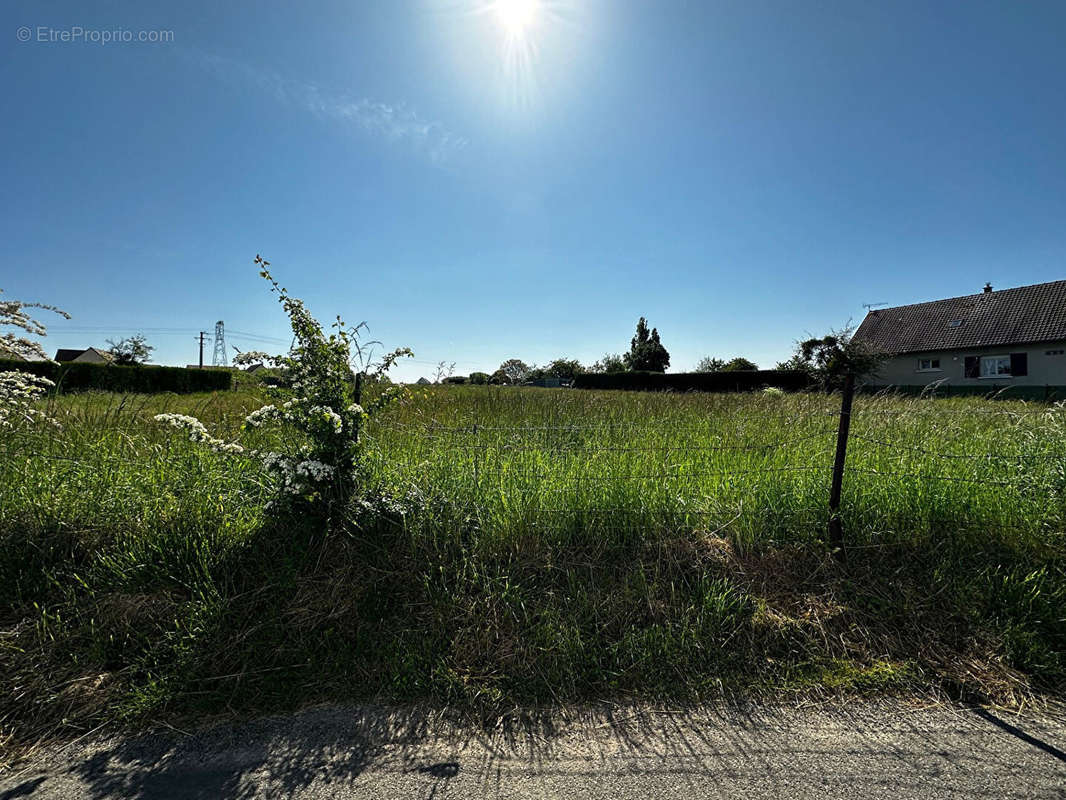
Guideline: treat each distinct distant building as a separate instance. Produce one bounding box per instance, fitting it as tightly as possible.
[525,377,571,388]
[416,377,431,385]
[54,347,113,364]
[854,280,1066,395]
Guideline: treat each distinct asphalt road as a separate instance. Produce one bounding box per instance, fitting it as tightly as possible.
[3,702,1065,799]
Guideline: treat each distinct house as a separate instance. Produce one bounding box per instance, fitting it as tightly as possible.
[54,347,113,364]
[853,280,1066,397]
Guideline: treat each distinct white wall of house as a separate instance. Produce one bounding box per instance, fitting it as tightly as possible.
[868,340,1066,387]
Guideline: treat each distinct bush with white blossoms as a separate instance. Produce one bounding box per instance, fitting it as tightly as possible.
[0,371,57,429]
[155,256,411,508]
[0,289,69,430]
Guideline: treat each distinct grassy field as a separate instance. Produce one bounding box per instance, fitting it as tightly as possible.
[2,385,1065,755]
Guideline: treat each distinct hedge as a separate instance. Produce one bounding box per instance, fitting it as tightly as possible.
[0,360,232,394]
[573,370,813,393]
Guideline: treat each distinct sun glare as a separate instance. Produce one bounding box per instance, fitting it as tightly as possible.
[496,0,538,36]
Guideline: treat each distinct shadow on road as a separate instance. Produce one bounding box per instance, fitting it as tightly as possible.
[4,702,1064,798]
[973,707,1066,763]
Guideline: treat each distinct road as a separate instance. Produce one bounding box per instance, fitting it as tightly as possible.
[2,701,1065,799]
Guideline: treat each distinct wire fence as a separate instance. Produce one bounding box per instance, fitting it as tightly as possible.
[361,383,1066,542]
[9,387,1065,541]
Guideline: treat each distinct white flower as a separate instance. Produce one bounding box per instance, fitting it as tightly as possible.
[0,371,57,429]
[154,413,244,456]
[295,460,334,481]
[244,404,280,428]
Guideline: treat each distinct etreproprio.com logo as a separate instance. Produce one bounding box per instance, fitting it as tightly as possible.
[17,26,174,44]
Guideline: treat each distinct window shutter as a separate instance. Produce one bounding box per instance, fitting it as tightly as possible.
[1010,352,1028,377]
[964,356,979,378]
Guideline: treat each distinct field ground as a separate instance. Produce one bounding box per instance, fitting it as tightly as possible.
[1,386,1065,762]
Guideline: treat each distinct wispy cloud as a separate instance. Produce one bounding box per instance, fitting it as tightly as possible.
[192,51,468,166]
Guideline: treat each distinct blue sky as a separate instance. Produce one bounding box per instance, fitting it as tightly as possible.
[3,0,1065,380]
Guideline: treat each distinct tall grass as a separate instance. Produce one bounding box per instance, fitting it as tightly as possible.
[1,386,1064,756]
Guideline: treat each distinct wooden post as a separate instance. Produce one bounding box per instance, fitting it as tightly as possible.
[353,371,364,448]
[828,372,855,554]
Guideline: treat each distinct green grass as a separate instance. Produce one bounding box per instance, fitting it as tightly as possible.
[1,386,1064,755]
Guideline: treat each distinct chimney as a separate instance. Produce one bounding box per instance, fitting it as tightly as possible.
[983,282,993,294]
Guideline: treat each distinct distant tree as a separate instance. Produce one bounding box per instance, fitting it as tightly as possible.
[721,357,758,372]
[774,354,809,371]
[786,325,885,389]
[498,358,532,385]
[442,375,468,384]
[106,334,154,365]
[543,358,585,379]
[590,353,626,373]
[489,369,508,385]
[623,317,670,373]
[469,371,491,385]
[694,356,725,373]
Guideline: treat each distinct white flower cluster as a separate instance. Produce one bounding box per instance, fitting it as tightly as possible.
[243,404,281,428]
[296,459,334,481]
[153,413,245,454]
[0,371,56,429]
[257,451,335,496]
[310,405,343,433]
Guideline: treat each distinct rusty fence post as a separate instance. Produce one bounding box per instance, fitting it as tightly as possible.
[827,372,855,555]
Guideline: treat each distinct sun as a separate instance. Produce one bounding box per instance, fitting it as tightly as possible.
[495,0,538,36]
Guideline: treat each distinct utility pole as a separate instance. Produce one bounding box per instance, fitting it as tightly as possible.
[197,331,209,368]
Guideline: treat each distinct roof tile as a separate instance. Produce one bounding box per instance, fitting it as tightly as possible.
[853,280,1066,354]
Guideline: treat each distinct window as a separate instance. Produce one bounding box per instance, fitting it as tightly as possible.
[1047,349,1065,356]
[948,320,963,328]
[980,356,1011,378]
[917,358,941,371]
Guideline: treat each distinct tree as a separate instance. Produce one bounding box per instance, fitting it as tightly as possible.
[590,353,626,373]
[106,334,154,365]
[469,371,491,385]
[497,358,531,385]
[623,317,670,373]
[774,354,809,371]
[785,325,885,389]
[694,356,725,373]
[542,358,585,379]
[721,357,758,372]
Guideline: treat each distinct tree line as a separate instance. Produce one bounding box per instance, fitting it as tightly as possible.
[439,317,874,386]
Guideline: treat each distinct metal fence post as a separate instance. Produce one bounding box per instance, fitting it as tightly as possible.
[828,372,855,554]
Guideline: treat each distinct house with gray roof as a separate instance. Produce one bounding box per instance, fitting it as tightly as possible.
[853,280,1066,397]
[54,347,113,364]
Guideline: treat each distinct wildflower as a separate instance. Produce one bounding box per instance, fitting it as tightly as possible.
[0,371,57,429]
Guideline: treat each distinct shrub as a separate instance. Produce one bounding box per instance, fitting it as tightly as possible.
[573,370,812,393]
[155,255,410,509]
[0,359,231,393]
